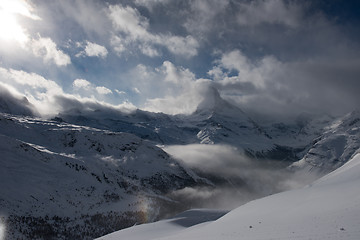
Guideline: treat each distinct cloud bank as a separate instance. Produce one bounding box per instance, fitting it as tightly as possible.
[0,0,359,119]
[0,67,134,117]
[164,144,320,209]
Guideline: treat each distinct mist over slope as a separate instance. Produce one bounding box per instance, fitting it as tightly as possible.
[0,85,37,116]
[98,152,360,240]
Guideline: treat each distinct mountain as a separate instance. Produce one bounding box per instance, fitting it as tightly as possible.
[56,105,195,145]
[57,100,335,163]
[263,112,334,148]
[57,88,294,160]
[0,113,206,239]
[98,152,360,240]
[0,85,36,116]
[290,110,360,175]
[178,87,274,152]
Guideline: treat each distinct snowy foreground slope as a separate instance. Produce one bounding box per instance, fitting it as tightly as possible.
[99,152,360,240]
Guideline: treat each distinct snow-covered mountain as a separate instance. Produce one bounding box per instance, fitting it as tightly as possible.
[290,110,360,175]
[263,112,334,148]
[1,88,359,240]
[98,152,360,240]
[0,85,36,116]
[0,113,206,239]
[57,88,306,161]
[178,87,273,152]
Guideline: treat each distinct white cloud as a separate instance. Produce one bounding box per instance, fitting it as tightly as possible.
[209,49,281,89]
[132,61,211,115]
[236,0,302,27]
[110,35,126,55]
[133,87,141,94]
[96,86,112,95]
[139,44,160,57]
[54,94,137,116]
[31,37,71,66]
[115,89,126,95]
[76,41,108,58]
[72,79,113,96]
[162,35,199,57]
[164,144,250,177]
[162,60,196,85]
[73,79,91,90]
[109,5,149,38]
[0,67,134,116]
[0,67,64,115]
[144,87,204,115]
[108,4,199,58]
[0,67,62,94]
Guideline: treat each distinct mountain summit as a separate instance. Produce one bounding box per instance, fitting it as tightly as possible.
[185,87,273,151]
[194,86,246,118]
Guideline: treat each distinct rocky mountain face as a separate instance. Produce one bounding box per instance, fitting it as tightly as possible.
[0,113,205,239]
[290,111,360,175]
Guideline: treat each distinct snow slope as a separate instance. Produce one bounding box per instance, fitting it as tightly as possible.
[97,209,228,240]
[99,152,360,240]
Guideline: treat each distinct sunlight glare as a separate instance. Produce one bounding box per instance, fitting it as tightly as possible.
[0,10,28,43]
[0,0,40,44]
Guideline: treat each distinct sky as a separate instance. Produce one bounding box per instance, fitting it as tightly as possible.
[0,0,359,118]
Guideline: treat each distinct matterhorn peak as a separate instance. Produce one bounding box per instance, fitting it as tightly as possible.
[194,86,245,118]
[196,86,222,111]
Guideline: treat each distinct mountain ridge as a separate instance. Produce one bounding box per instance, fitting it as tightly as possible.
[0,113,207,239]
